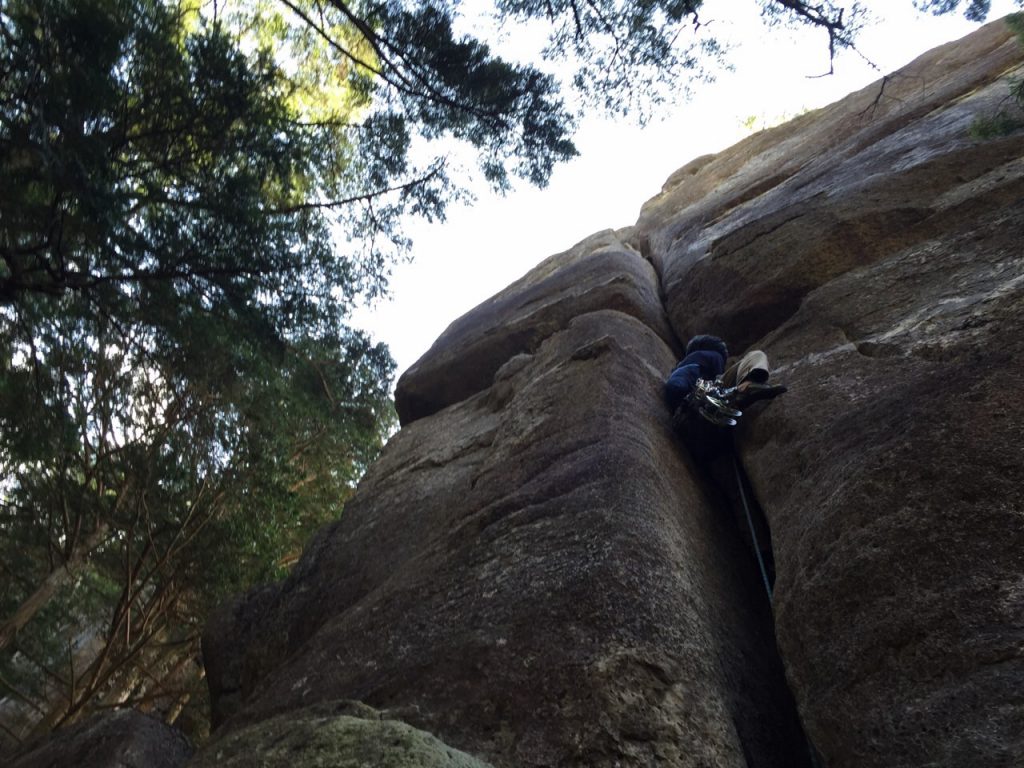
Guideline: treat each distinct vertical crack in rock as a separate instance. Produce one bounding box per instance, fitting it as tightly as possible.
[650,243,821,768]
[200,226,823,767]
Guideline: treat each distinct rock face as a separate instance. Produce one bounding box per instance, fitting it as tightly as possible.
[203,306,808,766]
[394,230,677,425]
[634,17,1024,767]
[197,17,1024,768]
[11,709,193,768]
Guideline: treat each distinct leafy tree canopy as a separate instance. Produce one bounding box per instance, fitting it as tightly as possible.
[0,0,397,748]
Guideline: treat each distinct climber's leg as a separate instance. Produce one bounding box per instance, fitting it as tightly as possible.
[723,350,770,387]
[725,350,787,408]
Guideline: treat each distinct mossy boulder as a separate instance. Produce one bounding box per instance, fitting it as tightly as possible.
[188,701,492,768]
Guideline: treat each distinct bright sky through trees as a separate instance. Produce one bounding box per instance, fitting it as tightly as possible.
[353,0,1022,379]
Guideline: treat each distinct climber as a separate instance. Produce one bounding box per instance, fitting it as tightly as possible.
[663,334,786,423]
[663,334,730,413]
[664,334,787,599]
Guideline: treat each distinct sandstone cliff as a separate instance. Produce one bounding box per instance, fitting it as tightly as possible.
[189,17,1021,768]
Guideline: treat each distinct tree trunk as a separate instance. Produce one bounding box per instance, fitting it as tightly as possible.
[0,522,110,653]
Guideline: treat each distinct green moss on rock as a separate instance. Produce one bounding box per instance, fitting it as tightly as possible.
[188,701,493,768]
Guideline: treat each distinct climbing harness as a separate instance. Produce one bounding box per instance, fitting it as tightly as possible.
[732,454,773,602]
[688,378,742,426]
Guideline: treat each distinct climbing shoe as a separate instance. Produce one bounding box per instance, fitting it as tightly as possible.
[733,383,787,409]
[741,367,770,385]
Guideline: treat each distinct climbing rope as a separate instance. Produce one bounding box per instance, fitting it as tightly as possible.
[731,456,829,768]
[732,454,773,603]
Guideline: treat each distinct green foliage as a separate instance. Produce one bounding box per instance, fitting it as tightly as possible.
[1007,10,1024,42]
[206,0,581,199]
[491,0,715,122]
[969,104,1024,137]
[915,0,994,22]
[0,0,395,747]
[915,1,1024,22]
[739,106,813,134]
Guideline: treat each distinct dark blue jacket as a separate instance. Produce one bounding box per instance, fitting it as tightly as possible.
[663,349,727,410]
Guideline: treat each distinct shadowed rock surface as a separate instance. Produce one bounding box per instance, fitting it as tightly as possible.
[11,709,192,768]
[195,17,1024,768]
[634,17,1024,767]
[203,308,809,766]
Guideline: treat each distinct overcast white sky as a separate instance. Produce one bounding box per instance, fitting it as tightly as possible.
[351,0,1021,380]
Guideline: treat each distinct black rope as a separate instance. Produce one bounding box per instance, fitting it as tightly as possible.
[732,453,773,603]
[729,433,826,766]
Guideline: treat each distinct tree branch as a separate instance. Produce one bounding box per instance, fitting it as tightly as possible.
[768,0,847,73]
[264,161,446,215]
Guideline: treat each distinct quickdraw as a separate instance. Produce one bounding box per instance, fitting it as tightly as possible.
[688,378,742,427]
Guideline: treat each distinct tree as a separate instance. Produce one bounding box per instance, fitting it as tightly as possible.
[915,0,999,23]
[211,0,1023,183]
[0,0,396,749]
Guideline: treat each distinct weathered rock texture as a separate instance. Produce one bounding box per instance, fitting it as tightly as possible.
[634,17,1024,767]
[11,709,193,768]
[188,701,494,768]
[203,306,807,766]
[197,17,1024,768]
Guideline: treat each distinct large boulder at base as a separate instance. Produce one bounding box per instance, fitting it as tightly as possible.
[11,709,192,768]
[188,701,493,768]
[639,15,1024,768]
[201,309,810,767]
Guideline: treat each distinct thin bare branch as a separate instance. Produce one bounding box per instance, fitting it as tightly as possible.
[265,161,446,215]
